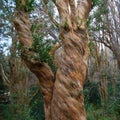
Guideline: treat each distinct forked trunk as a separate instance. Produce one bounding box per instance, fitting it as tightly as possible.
[51,0,92,119]
[14,0,92,120]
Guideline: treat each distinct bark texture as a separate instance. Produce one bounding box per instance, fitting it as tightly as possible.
[14,11,54,120]
[51,1,92,119]
[51,31,88,120]
[14,0,92,120]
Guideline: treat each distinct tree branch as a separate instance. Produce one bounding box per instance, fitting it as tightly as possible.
[54,0,72,29]
[91,35,112,50]
[14,4,55,119]
[76,0,92,29]
[49,42,60,56]
[0,64,10,86]
[41,0,59,28]
[14,11,33,47]
[69,0,76,28]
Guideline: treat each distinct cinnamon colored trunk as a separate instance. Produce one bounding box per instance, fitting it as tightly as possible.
[14,0,92,120]
[51,29,89,120]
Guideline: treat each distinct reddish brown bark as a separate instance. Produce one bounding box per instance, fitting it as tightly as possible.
[14,11,54,120]
[51,1,92,119]
[51,31,89,120]
[14,0,92,120]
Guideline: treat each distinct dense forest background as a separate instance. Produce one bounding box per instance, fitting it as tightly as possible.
[0,0,120,120]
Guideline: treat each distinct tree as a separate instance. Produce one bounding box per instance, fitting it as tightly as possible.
[0,1,36,119]
[14,0,92,120]
[89,0,120,69]
[107,0,120,69]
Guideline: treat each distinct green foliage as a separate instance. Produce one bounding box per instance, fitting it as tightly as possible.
[88,41,94,54]
[86,97,120,120]
[1,85,45,120]
[84,81,101,108]
[0,104,11,120]
[89,0,108,33]
[79,90,84,95]
[1,104,34,120]
[63,20,69,30]
[32,33,57,71]
[14,105,34,120]
[25,0,35,12]
[0,76,6,94]
[92,0,101,7]
[16,0,35,12]
[32,34,53,63]
[108,98,120,116]
[85,75,120,120]
[86,104,112,120]
[16,42,23,58]
[87,16,91,27]
[30,89,45,120]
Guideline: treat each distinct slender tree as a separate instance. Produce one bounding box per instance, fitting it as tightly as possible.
[89,0,120,69]
[14,0,92,120]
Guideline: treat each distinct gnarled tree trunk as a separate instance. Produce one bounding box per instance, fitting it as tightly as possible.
[14,0,92,120]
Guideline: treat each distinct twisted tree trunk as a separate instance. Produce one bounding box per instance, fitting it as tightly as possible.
[14,0,92,120]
